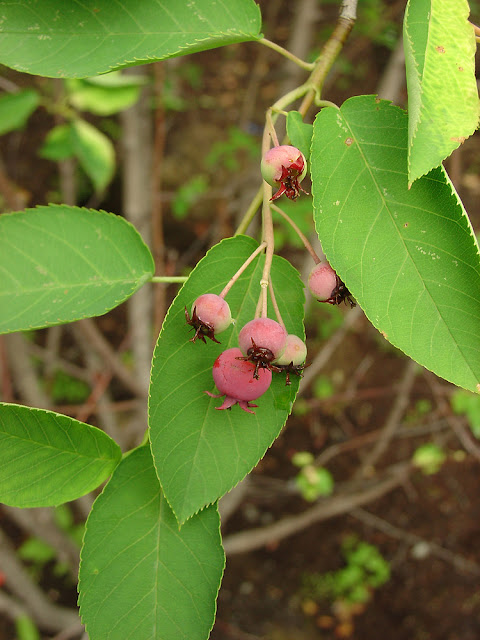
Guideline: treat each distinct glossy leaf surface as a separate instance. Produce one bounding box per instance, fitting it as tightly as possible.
[0,205,154,334]
[0,403,121,507]
[404,0,479,184]
[79,446,224,640]
[0,0,262,78]
[311,95,480,393]
[149,236,305,523]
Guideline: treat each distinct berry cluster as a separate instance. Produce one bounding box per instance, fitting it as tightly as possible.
[185,144,355,414]
[187,294,307,414]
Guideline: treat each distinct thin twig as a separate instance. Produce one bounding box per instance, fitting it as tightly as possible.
[4,506,80,579]
[299,306,363,392]
[73,319,147,398]
[0,528,81,632]
[223,463,410,555]
[424,370,480,462]
[357,359,418,474]
[352,508,480,576]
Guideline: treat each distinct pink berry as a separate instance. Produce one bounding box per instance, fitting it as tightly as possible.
[308,262,356,307]
[308,261,338,302]
[185,293,232,343]
[261,145,307,201]
[239,316,287,361]
[205,348,272,413]
[273,334,307,367]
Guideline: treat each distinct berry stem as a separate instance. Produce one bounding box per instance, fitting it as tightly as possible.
[258,38,315,71]
[234,185,263,236]
[219,241,267,298]
[266,110,280,147]
[268,278,286,330]
[271,203,321,264]
[260,185,275,318]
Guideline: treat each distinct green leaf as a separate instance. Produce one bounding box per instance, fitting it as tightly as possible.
[404,0,479,184]
[149,236,305,524]
[0,403,121,507]
[0,205,154,334]
[79,446,224,640]
[0,0,262,78]
[286,111,314,159]
[311,95,480,393]
[70,119,115,191]
[39,124,75,161]
[66,74,144,116]
[0,89,39,135]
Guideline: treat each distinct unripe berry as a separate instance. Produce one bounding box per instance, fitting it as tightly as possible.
[272,334,307,385]
[186,293,232,343]
[205,347,272,413]
[261,145,307,201]
[308,261,338,302]
[273,334,307,367]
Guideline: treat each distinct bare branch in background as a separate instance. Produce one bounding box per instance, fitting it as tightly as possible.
[223,463,410,555]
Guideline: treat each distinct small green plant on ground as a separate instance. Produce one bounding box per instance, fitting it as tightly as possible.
[302,535,391,611]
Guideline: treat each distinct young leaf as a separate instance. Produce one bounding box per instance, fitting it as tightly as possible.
[70,119,115,191]
[149,235,305,524]
[286,111,314,159]
[404,0,479,184]
[311,95,480,394]
[0,205,154,334]
[0,89,39,135]
[66,75,144,116]
[79,446,225,640]
[39,124,75,161]
[0,403,121,507]
[0,0,262,78]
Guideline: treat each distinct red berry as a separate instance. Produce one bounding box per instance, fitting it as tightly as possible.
[261,145,307,201]
[205,348,272,413]
[185,293,232,343]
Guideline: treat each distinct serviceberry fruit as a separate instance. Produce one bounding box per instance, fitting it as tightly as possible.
[261,145,308,201]
[185,293,232,343]
[272,334,307,385]
[238,317,288,378]
[307,261,356,307]
[205,347,272,414]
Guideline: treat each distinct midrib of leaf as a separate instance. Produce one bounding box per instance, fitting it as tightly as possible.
[173,258,264,520]
[341,113,476,378]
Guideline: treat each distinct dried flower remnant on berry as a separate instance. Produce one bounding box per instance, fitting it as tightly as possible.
[308,261,356,307]
[272,334,308,385]
[185,293,232,343]
[238,317,288,379]
[205,348,272,414]
[261,145,308,201]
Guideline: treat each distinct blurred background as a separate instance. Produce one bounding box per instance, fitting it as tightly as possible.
[1,0,480,638]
